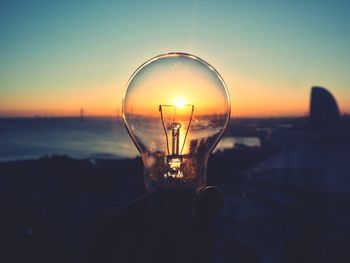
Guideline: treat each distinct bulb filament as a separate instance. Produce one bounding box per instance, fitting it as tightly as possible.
[159,104,194,178]
[171,122,181,155]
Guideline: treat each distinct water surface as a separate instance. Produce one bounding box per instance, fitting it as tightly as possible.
[0,117,259,161]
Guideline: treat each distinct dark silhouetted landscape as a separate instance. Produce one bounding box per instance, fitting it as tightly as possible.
[1,87,350,262]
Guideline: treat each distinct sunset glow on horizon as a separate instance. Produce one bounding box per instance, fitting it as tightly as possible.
[1,1,350,118]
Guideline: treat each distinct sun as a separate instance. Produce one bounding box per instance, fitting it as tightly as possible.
[173,96,187,108]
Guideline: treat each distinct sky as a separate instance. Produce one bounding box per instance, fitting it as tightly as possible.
[1,0,349,117]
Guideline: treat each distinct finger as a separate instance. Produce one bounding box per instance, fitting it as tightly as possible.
[194,186,224,222]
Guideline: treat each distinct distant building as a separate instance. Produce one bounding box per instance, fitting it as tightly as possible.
[80,108,84,121]
[309,86,340,130]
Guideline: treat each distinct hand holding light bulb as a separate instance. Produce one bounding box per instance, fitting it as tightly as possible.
[86,53,231,263]
[87,186,225,263]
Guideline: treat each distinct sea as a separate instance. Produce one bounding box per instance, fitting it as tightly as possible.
[0,117,260,162]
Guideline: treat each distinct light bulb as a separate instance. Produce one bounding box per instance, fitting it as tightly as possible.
[122,53,230,193]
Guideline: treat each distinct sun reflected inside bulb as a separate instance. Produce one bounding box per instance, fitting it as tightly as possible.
[173,97,187,108]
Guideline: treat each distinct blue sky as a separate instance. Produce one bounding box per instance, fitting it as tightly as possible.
[1,0,349,116]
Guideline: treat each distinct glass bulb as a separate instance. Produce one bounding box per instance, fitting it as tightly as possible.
[122,53,231,193]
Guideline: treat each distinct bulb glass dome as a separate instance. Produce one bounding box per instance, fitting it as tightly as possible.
[122,53,230,193]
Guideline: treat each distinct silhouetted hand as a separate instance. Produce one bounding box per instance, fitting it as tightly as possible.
[86,186,224,263]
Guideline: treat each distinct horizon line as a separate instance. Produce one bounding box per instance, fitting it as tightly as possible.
[0,114,333,119]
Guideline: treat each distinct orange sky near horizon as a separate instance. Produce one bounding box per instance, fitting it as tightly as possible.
[2,72,349,118]
[0,83,338,118]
